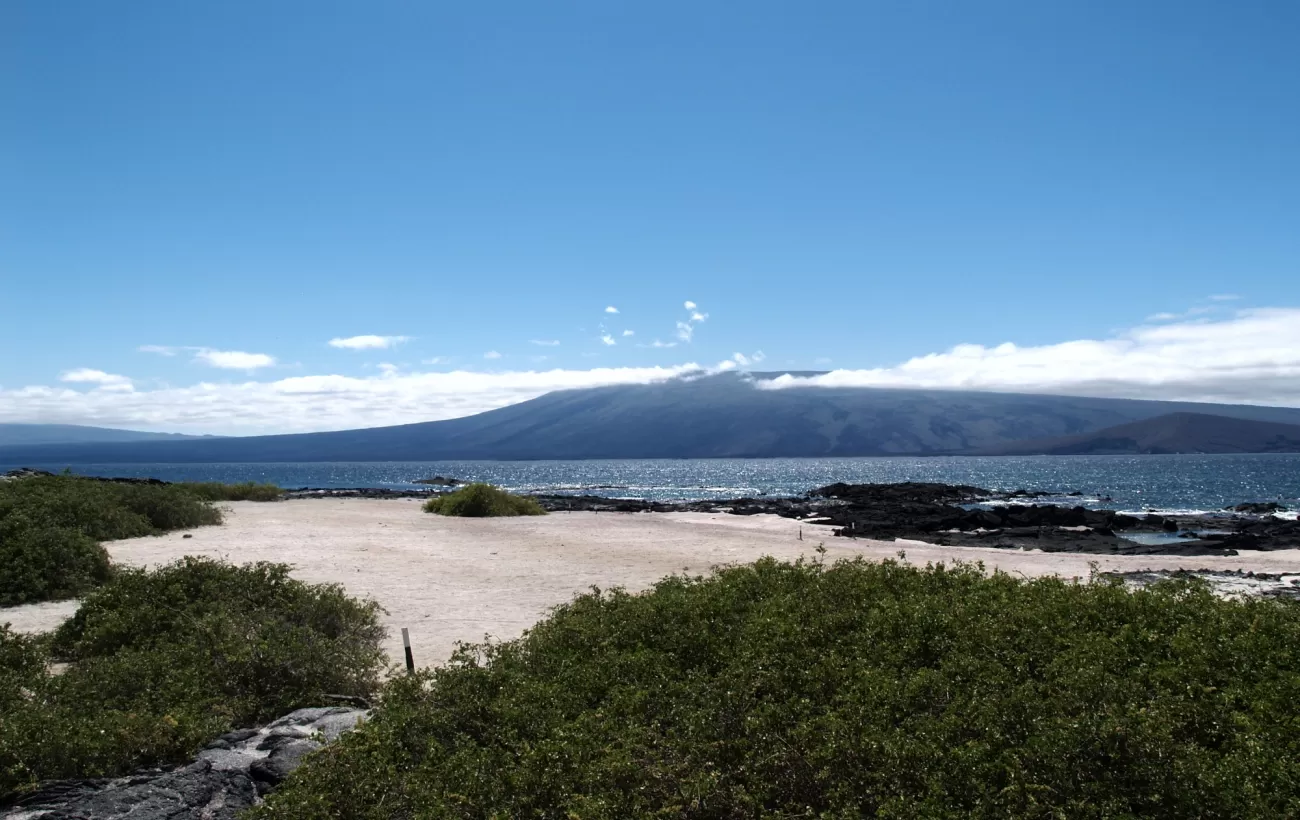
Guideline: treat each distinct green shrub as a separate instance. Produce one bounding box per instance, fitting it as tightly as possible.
[257,559,1300,819]
[0,475,223,606]
[175,481,283,502]
[0,626,45,715]
[0,558,387,801]
[422,482,545,517]
[0,528,110,606]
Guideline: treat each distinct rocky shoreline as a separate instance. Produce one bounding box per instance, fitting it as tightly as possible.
[6,470,1296,557]
[527,481,1297,558]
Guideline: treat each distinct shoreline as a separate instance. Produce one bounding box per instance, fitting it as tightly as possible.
[5,499,1300,668]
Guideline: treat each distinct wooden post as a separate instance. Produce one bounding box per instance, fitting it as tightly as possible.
[401,627,414,673]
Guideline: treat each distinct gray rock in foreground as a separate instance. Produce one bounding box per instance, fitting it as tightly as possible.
[1,707,366,820]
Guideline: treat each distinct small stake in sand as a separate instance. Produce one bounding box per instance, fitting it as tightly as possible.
[401,627,415,674]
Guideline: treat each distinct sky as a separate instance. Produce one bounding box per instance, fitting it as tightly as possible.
[2,1,1298,434]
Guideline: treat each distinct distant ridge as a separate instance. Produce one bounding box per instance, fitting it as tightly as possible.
[0,423,215,447]
[3,376,1300,462]
[976,412,1300,455]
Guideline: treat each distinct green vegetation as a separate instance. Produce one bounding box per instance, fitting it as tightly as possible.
[0,475,285,606]
[0,557,386,801]
[422,482,546,517]
[258,558,1300,819]
[175,481,283,501]
[0,475,222,606]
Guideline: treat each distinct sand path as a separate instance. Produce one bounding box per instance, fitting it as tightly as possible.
[6,499,1300,668]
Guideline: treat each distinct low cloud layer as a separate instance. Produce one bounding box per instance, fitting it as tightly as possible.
[2,365,708,434]
[761,308,1300,406]
[7,308,1299,436]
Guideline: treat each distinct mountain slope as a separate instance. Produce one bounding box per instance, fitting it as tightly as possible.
[0,424,213,447]
[977,412,1300,455]
[4,375,1300,462]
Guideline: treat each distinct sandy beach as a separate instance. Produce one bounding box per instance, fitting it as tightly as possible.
[6,499,1300,668]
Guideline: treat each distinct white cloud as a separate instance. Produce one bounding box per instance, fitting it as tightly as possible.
[377,363,399,376]
[423,357,450,365]
[622,330,635,337]
[530,340,561,347]
[684,301,697,310]
[0,365,710,435]
[483,351,502,360]
[60,369,133,392]
[732,353,751,367]
[690,311,708,323]
[648,340,678,349]
[753,350,766,363]
[605,306,619,314]
[814,357,833,366]
[1209,294,1241,301]
[675,321,695,343]
[137,345,178,356]
[193,349,277,370]
[760,307,1300,406]
[600,334,616,346]
[328,335,411,350]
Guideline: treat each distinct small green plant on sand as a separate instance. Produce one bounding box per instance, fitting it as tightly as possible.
[422,483,546,517]
[175,481,284,502]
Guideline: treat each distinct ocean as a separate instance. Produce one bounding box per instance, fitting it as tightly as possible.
[5,454,1299,516]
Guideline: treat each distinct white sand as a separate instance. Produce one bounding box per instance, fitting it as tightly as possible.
[6,499,1300,668]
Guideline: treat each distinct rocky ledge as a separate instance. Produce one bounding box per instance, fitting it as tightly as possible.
[1,707,366,820]
[534,482,1299,557]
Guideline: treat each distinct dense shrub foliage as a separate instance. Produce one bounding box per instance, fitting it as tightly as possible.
[258,558,1300,819]
[0,475,223,605]
[175,481,284,501]
[422,482,546,517]
[0,558,386,801]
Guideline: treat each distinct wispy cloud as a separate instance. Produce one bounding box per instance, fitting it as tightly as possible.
[674,301,709,343]
[604,306,619,314]
[423,357,450,365]
[1145,306,1212,322]
[647,339,678,348]
[529,339,561,347]
[600,334,617,346]
[814,357,832,366]
[139,345,276,370]
[761,307,1300,406]
[483,351,502,360]
[1209,294,1241,302]
[193,349,276,370]
[60,368,134,392]
[328,335,411,350]
[622,330,635,337]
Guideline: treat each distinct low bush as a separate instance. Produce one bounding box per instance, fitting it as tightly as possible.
[0,475,223,605]
[422,482,545,517]
[0,557,387,802]
[0,528,110,607]
[257,558,1300,819]
[175,481,283,502]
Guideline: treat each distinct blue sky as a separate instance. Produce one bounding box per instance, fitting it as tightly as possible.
[2,1,1298,433]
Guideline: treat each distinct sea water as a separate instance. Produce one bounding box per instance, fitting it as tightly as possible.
[5,454,1299,515]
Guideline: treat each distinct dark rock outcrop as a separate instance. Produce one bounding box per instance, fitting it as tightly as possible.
[1225,501,1289,514]
[1,707,366,820]
[413,476,461,486]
